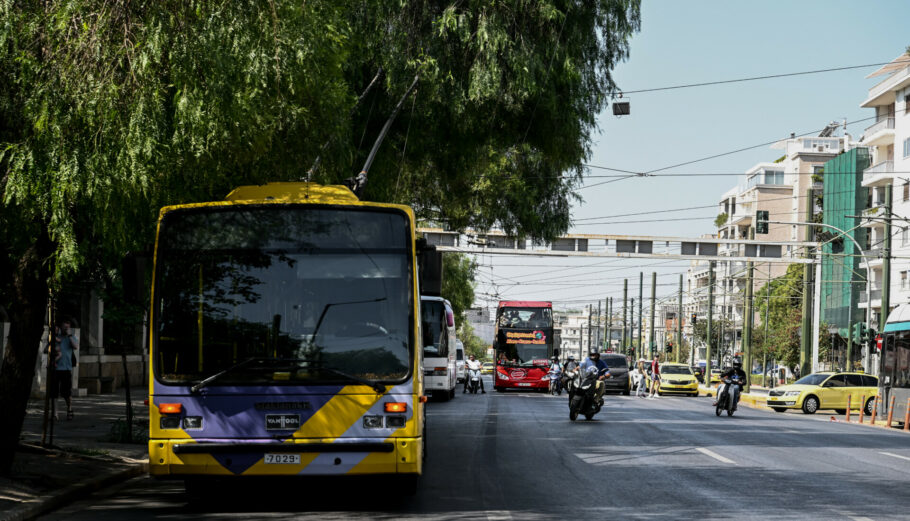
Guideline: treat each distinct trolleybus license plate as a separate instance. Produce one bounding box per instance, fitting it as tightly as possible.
[264,454,300,464]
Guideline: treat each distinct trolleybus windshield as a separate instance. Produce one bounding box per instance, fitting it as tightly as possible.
[153,206,413,386]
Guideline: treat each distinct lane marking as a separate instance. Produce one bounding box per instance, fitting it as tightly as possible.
[696,447,737,465]
[845,516,875,521]
[879,451,910,462]
[485,510,513,521]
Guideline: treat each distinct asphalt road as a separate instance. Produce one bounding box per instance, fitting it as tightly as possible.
[43,377,910,520]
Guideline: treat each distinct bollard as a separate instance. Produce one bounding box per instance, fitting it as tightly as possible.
[859,395,866,424]
[870,395,879,425]
[846,395,852,422]
[904,398,910,432]
[887,395,896,428]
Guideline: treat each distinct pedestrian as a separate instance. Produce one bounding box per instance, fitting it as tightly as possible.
[647,354,661,399]
[52,319,79,420]
[635,360,648,397]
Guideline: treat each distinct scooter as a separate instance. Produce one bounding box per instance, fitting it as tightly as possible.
[715,375,742,416]
[467,368,482,394]
[547,369,562,395]
[562,367,579,400]
[569,366,603,421]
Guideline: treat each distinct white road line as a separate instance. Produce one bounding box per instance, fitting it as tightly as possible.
[485,510,513,521]
[879,451,910,462]
[696,447,737,465]
[845,516,875,521]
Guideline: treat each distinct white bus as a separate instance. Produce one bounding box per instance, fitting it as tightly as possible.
[421,296,457,400]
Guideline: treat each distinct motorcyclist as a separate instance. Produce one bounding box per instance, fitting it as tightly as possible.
[547,356,562,392]
[579,350,610,406]
[561,355,578,394]
[714,358,747,409]
[463,354,486,393]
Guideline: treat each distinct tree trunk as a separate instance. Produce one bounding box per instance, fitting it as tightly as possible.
[0,236,53,475]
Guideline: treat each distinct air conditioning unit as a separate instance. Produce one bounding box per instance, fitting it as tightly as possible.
[817,146,824,152]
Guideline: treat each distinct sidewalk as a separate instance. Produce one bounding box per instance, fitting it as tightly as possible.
[0,389,149,521]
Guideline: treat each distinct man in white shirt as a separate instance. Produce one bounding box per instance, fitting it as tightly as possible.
[463,355,486,393]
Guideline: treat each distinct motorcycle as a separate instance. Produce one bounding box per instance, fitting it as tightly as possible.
[569,366,603,421]
[562,367,579,399]
[715,375,742,416]
[547,368,562,395]
[467,368,482,394]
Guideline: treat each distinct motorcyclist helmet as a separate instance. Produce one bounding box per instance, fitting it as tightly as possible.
[588,349,599,359]
[732,357,742,368]
[567,355,575,360]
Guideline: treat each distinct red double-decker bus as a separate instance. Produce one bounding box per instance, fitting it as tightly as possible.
[492,301,555,391]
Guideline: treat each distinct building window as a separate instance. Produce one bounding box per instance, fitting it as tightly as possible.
[905,94,910,114]
[903,271,908,290]
[903,228,909,247]
[905,182,910,202]
[904,137,910,158]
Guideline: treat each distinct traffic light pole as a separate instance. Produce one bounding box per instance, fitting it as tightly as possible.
[638,272,643,360]
[744,228,754,393]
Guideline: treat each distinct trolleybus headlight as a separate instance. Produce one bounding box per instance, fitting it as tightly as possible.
[363,415,383,429]
[160,417,181,430]
[385,416,406,428]
[183,416,203,430]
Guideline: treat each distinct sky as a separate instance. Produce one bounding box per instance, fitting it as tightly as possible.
[471,0,910,314]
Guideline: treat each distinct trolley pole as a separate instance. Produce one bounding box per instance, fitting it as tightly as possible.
[706,261,716,385]
[587,304,592,353]
[677,274,683,364]
[800,189,813,379]
[881,183,892,334]
[649,272,657,359]
[596,300,601,351]
[630,298,636,359]
[622,280,628,354]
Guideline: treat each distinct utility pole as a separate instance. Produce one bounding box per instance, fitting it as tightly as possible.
[743,228,755,393]
[677,274,683,364]
[622,280,628,353]
[649,272,657,359]
[630,298,636,358]
[596,300,602,351]
[587,304,592,353]
[638,272,644,361]
[800,189,813,378]
[763,267,772,388]
[881,183,893,336]
[706,261,715,384]
[605,297,612,351]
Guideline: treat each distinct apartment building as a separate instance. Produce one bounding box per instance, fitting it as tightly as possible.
[858,52,910,327]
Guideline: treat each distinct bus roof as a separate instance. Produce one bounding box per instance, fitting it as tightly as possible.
[498,301,552,308]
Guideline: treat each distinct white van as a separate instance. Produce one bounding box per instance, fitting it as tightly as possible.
[420,296,457,400]
[455,340,466,383]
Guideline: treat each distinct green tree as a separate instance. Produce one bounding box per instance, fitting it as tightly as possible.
[441,253,476,327]
[0,0,640,473]
[755,264,805,369]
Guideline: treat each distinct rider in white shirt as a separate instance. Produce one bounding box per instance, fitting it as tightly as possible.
[463,355,486,393]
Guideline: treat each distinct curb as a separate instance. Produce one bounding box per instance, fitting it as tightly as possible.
[0,462,148,521]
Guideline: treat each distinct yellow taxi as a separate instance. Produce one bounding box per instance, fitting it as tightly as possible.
[709,369,722,384]
[766,372,878,415]
[656,363,699,396]
[481,362,494,375]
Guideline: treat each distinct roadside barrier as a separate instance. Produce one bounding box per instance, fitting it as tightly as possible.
[886,395,896,428]
[858,395,866,424]
[846,395,852,422]
[904,397,910,432]
[870,395,879,424]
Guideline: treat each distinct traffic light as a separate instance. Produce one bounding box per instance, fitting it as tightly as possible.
[691,313,697,326]
[666,342,673,353]
[851,322,866,344]
[755,210,769,234]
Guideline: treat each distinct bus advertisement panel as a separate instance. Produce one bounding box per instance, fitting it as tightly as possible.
[493,301,554,391]
[147,183,423,492]
[880,303,910,422]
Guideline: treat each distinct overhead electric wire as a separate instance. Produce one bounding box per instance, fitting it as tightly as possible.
[618,60,910,95]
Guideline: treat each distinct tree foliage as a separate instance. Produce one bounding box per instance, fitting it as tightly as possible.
[0,0,640,474]
[755,264,805,369]
[441,252,476,327]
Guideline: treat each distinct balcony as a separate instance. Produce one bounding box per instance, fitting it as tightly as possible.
[861,160,894,188]
[862,118,895,147]
[862,65,910,108]
[858,288,883,307]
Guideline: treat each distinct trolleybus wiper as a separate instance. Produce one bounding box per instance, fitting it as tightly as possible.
[318,366,386,394]
[190,356,268,393]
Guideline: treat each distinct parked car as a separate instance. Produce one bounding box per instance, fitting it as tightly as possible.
[709,368,722,384]
[766,372,878,415]
[601,353,631,395]
[656,363,699,396]
[481,362,494,374]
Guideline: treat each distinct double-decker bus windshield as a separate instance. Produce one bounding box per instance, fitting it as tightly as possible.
[496,305,553,368]
[153,206,412,386]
